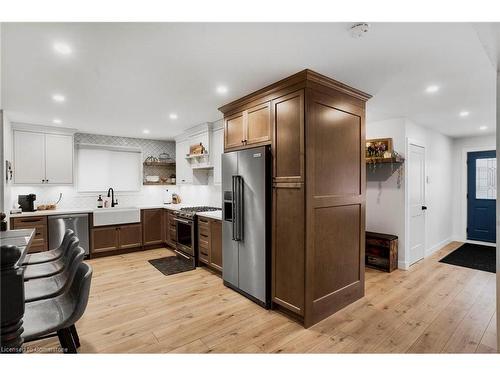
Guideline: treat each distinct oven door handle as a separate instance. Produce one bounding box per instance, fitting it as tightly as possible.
[174,218,191,224]
[173,249,190,260]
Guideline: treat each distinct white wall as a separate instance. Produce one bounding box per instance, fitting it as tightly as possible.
[366,118,407,267]
[366,118,455,269]
[451,134,496,241]
[2,112,13,226]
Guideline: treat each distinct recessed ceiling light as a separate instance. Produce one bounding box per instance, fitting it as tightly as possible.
[142,129,150,134]
[53,42,72,55]
[459,111,470,117]
[479,126,488,131]
[52,94,66,103]
[216,85,228,95]
[53,118,62,125]
[169,113,178,120]
[425,85,439,94]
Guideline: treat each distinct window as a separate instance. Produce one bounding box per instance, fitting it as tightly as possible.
[476,158,496,200]
[77,144,141,192]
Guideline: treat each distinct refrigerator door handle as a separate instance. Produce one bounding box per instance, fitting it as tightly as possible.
[232,175,237,241]
[235,175,243,241]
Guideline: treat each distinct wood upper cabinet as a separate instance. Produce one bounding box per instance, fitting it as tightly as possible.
[246,102,271,146]
[142,209,164,246]
[224,101,271,151]
[273,90,304,183]
[224,112,245,150]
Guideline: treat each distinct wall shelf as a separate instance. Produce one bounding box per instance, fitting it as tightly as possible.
[185,153,209,160]
[366,156,404,164]
[192,165,214,170]
[142,181,176,186]
[143,161,176,167]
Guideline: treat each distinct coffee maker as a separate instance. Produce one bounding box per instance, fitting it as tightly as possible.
[18,194,37,212]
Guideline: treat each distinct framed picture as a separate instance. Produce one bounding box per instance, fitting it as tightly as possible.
[366,138,393,159]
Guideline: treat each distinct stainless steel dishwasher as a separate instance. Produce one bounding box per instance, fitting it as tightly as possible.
[48,213,90,255]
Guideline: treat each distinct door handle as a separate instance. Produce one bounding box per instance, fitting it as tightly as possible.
[422,206,428,210]
[232,176,236,241]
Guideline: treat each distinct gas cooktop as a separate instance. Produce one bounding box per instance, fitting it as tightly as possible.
[176,206,221,219]
[180,206,221,213]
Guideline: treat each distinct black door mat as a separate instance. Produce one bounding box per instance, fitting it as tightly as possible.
[148,255,195,276]
[439,243,496,273]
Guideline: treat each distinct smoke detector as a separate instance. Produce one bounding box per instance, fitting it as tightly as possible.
[349,23,370,38]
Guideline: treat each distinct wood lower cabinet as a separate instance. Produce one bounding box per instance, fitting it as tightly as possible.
[166,210,177,248]
[142,209,164,246]
[209,220,222,271]
[197,217,222,272]
[10,216,48,253]
[119,224,143,249]
[219,69,371,327]
[92,226,120,253]
[91,223,142,254]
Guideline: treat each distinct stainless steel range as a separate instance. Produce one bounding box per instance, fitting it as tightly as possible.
[173,206,221,264]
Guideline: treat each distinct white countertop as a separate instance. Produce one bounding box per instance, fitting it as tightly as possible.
[196,210,222,221]
[9,203,220,218]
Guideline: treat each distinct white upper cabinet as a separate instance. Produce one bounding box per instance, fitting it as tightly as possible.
[45,134,74,184]
[13,129,74,185]
[176,139,193,184]
[14,131,46,184]
[212,127,224,185]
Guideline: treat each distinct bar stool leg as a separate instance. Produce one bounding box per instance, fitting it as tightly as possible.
[57,328,77,353]
[69,324,80,348]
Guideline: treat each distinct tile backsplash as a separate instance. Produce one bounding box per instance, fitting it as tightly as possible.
[74,133,175,161]
[9,132,222,210]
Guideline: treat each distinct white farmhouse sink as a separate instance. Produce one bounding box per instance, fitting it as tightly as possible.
[93,207,141,227]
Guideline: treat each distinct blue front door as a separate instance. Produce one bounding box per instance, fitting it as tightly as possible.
[467,150,496,243]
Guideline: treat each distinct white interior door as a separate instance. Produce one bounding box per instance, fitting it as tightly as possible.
[409,143,426,265]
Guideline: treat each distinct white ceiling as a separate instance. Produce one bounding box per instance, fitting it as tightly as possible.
[1,22,498,139]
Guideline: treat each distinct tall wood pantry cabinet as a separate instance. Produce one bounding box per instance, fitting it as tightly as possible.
[218,69,371,328]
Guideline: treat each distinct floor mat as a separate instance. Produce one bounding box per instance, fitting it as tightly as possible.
[439,243,496,273]
[148,255,195,276]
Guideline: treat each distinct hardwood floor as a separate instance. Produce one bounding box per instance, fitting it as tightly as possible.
[27,241,497,353]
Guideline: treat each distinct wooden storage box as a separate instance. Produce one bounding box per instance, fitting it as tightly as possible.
[366,231,398,272]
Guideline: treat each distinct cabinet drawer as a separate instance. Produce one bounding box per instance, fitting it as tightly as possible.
[13,216,47,226]
[198,225,209,236]
[198,244,209,264]
[198,233,209,249]
[12,216,48,252]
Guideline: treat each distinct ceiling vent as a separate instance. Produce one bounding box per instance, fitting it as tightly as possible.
[349,23,370,38]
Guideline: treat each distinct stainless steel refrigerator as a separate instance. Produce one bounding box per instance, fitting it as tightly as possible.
[222,146,271,307]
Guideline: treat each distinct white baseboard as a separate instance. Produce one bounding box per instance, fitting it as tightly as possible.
[397,260,409,270]
[425,237,453,257]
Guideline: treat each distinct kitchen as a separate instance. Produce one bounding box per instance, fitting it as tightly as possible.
[1,20,499,359]
[4,66,368,326]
